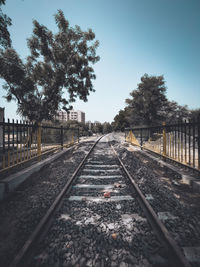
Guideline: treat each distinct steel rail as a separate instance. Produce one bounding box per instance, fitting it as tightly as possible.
[110,144,191,267]
[9,135,104,267]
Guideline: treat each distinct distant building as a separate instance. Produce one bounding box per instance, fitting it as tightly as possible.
[55,110,69,121]
[55,110,85,124]
[69,110,85,123]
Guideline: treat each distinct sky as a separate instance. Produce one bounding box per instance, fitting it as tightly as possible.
[0,0,200,123]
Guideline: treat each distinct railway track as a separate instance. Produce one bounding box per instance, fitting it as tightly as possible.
[10,135,190,267]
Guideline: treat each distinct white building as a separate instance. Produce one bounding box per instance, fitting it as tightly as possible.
[56,110,69,121]
[55,110,85,124]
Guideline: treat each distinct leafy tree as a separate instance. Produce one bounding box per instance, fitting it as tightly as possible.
[163,101,190,123]
[0,0,12,48]
[0,10,99,122]
[126,74,168,126]
[102,122,112,133]
[112,108,130,131]
[92,122,103,134]
[189,108,200,121]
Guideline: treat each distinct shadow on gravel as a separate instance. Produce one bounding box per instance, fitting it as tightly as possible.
[30,200,170,267]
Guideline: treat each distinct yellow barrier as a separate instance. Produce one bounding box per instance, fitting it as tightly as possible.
[126,131,140,146]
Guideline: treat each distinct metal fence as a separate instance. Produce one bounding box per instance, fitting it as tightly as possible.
[0,119,79,171]
[125,119,200,171]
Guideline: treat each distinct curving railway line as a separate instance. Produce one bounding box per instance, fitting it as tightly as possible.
[10,135,190,267]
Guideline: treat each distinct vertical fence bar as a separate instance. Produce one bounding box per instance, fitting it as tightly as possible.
[167,127,169,156]
[28,122,30,159]
[30,122,33,158]
[25,121,27,159]
[23,121,26,161]
[29,123,31,158]
[178,124,180,162]
[71,130,74,144]
[181,123,183,163]
[198,115,200,169]
[78,126,79,143]
[172,127,174,158]
[34,123,36,156]
[158,128,161,153]
[7,118,10,167]
[175,124,177,160]
[37,123,41,160]
[162,122,166,156]
[188,120,191,165]
[193,119,195,168]
[12,119,15,166]
[16,119,19,164]
[20,121,22,162]
[184,120,187,164]
[140,128,143,149]
[61,125,63,150]
[2,117,5,169]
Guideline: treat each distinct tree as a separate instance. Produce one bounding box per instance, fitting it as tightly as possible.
[0,10,99,122]
[92,122,103,134]
[112,108,130,131]
[189,108,200,121]
[0,0,12,48]
[163,101,190,123]
[126,74,168,126]
[102,122,112,133]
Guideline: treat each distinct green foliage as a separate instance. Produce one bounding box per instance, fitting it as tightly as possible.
[102,122,112,133]
[0,0,12,49]
[0,10,100,122]
[189,108,200,121]
[113,73,192,128]
[163,101,190,123]
[91,122,103,134]
[126,74,168,126]
[112,108,130,131]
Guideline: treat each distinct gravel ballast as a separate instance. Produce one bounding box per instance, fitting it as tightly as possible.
[30,141,170,267]
[0,140,96,267]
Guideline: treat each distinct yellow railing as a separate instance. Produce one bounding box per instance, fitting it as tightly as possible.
[0,120,79,172]
[125,120,200,171]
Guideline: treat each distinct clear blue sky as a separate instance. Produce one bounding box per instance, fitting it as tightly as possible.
[0,0,200,122]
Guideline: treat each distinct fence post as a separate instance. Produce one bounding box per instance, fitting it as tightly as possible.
[2,117,5,169]
[37,123,41,160]
[8,118,10,167]
[77,125,79,143]
[162,122,166,156]
[72,133,74,144]
[198,114,200,169]
[140,128,143,149]
[61,125,63,150]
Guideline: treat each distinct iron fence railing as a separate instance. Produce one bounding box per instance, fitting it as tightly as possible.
[0,119,79,171]
[125,119,200,171]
